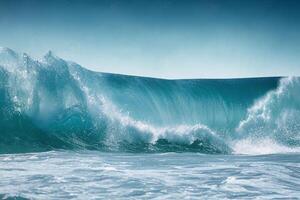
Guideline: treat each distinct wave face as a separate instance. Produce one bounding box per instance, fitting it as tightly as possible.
[0,47,299,154]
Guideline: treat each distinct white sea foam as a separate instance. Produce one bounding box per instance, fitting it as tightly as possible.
[232,138,300,155]
[234,77,300,154]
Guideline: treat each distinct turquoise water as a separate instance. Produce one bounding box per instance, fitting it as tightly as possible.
[1,48,300,199]
[0,151,299,199]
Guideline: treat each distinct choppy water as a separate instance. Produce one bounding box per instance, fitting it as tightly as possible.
[0,151,300,199]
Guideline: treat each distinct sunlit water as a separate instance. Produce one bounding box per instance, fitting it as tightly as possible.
[0,151,299,199]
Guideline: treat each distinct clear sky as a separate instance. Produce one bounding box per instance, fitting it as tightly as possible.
[0,0,300,79]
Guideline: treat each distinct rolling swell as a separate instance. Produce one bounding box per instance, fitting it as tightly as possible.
[0,47,299,154]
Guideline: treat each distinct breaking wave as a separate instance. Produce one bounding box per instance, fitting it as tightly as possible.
[0,47,299,154]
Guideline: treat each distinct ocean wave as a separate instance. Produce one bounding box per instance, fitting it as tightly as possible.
[0,47,299,154]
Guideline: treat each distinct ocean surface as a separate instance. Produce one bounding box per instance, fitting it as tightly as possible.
[0,47,300,199]
[1,151,300,199]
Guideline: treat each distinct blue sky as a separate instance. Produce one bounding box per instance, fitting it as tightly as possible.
[0,0,300,78]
